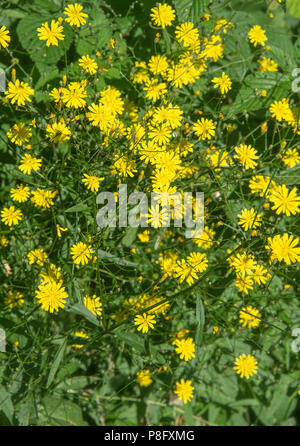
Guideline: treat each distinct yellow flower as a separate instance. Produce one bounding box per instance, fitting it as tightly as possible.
[138,230,150,243]
[269,184,300,216]
[37,20,64,46]
[46,119,71,143]
[265,233,300,265]
[84,295,102,316]
[269,98,291,122]
[0,25,10,49]
[71,242,94,265]
[108,38,115,48]
[4,290,24,308]
[49,87,65,103]
[111,155,137,178]
[201,35,224,61]
[192,226,215,249]
[258,57,278,73]
[248,25,267,47]
[175,22,199,49]
[234,144,258,169]
[143,78,167,102]
[234,273,254,294]
[56,224,68,238]
[62,81,87,108]
[27,248,48,266]
[7,123,32,146]
[31,189,57,209]
[237,208,262,231]
[136,370,152,387]
[0,236,9,247]
[64,3,88,27]
[174,378,194,404]
[175,259,199,285]
[100,86,124,115]
[148,55,169,75]
[78,55,98,75]
[134,313,156,333]
[234,354,258,379]
[35,280,68,313]
[5,79,34,106]
[75,331,89,338]
[10,184,30,203]
[150,3,176,29]
[211,72,232,94]
[174,337,195,361]
[82,174,104,192]
[1,206,23,226]
[18,154,42,175]
[281,149,300,168]
[239,306,261,328]
[193,118,216,141]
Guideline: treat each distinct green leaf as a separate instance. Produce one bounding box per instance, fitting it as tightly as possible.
[42,395,87,426]
[65,202,89,213]
[46,338,67,388]
[121,227,137,247]
[2,9,26,19]
[16,14,73,69]
[97,249,139,268]
[195,293,205,361]
[115,330,145,353]
[184,402,194,425]
[175,0,210,22]
[66,303,100,327]
[287,0,300,18]
[0,385,13,424]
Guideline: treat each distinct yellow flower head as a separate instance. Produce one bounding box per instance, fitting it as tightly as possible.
[0,26,11,49]
[239,306,261,328]
[136,370,152,387]
[134,313,156,333]
[71,242,94,265]
[37,20,64,46]
[64,3,88,27]
[248,25,267,47]
[234,354,258,379]
[1,206,23,226]
[5,79,34,106]
[150,3,176,29]
[174,378,194,404]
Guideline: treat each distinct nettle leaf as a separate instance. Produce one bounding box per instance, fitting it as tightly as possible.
[16,14,74,69]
